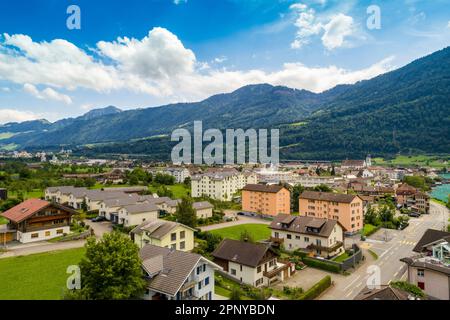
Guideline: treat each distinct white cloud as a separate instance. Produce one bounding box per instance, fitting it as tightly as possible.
[214,56,228,63]
[321,14,354,50]
[448,21,450,28]
[0,109,39,124]
[1,87,10,92]
[0,28,392,104]
[23,84,72,104]
[173,0,187,4]
[289,3,355,50]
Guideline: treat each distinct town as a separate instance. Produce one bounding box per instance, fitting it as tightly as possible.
[0,151,449,301]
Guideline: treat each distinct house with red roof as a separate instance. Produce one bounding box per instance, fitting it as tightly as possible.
[0,199,76,243]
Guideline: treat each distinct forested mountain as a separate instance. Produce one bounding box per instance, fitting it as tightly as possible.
[1,46,449,160]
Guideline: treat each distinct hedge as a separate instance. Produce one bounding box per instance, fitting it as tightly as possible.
[302,257,341,273]
[299,276,332,300]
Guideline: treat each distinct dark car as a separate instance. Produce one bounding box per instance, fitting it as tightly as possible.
[91,216,107,222]
[408,212,421,218]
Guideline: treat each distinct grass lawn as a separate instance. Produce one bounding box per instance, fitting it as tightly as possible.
[209,224,271,241]
[332,252,350,263]
[149,183,190,198]
[362,224,378,236]
[372,155,449,168]
[8,189,44,200]
[0,248,85,300]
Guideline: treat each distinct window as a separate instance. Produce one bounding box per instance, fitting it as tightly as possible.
[255,278,264,286]
[31,233,39,239]
[417,269,425,277]
[203,264,206,272]
[180,231,185,239]
[205,277,210,286]
[198,282,202,290]
[257,266,262,273]
[274,232,279,238]
[287,234,292,239]
[180,241,185,250]
[304,237,309,243]
[171,244,176,250]
[45,231,51,237]
[57,229,64,234]
[295,235,301,240]
[417,282,425,290]
[171,233,177,241]
[231,269,236,276]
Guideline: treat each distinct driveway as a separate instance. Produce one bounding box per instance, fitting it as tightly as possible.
[0,239,86,259]
[84,219,112,238]
[200,215,271,232]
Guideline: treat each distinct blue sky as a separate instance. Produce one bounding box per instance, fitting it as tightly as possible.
[0,0,449,123]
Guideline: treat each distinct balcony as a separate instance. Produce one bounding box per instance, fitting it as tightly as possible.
[180,280,196,292]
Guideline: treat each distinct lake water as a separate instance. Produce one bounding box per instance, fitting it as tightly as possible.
[431,174,450,202]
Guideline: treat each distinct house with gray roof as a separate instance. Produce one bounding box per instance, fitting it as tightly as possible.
[139,244,221,300]
[269,214,345,258]
[117,203,159,227]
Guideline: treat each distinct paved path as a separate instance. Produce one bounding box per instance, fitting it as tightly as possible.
[0,239,86,259]
[319,201,448,300]
[84,220,112,238]
[199,215,271,232]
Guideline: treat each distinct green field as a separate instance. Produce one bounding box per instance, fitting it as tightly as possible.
[372,155,449,168]
[8,189,44,200]
[0,248,85,300]
[332,252,350,263]
[149,183,190,198]
[209,224,271,241]
[362,224,378,236]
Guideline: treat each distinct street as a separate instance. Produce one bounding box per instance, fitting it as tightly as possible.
[320,201,448,299]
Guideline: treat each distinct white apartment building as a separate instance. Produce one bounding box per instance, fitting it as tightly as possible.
[191,170,257,201]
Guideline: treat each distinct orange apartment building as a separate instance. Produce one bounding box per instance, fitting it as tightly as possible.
[298,191,363,234]
[242,184,291,216]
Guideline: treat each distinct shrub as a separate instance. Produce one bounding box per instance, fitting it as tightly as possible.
[391,281,425,298]
[299,276,332,300]
[302,257,341,273]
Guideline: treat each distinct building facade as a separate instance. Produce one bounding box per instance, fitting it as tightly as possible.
[242,184,290,216]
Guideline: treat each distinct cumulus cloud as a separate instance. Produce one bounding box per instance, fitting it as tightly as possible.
[0,28,392,103]
[0,108,39,124]
[290,3,355,50]
[23,83,72,104]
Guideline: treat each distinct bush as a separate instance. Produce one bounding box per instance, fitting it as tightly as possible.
[391,281,425,298]
[292,249,308,258]
[299,276,332,300]
[302,257,341,273]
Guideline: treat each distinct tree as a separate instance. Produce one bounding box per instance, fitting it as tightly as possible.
[330,165,336,176]
[64,232,146,300]
[156,185,173,198]
[175,197,197,228]
[183,177,191,186]
[239,229,254,243]
[229,287,242,300]
[291,184,305,212]
[313,184,332,192]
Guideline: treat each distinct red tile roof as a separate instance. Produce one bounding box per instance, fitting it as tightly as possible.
[1,199,50,223]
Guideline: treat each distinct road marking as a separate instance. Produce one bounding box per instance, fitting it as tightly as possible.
[343,275,361,291]
[345,290,354,298]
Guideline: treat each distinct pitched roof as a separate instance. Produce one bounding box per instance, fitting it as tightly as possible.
[121,202,159,214]
[102,195,141,207]
[342,160,365,167]
[139,245,219,297]
[242,184,286,193]
[1,199,76,223]
[400,256,450,276]
[354,285,412,300]
[413,229,450,253]
[270,214,345,236]
[193,201,214,210]
[131,219,195,239]
[300,191,357,203]
[212,239,274,268]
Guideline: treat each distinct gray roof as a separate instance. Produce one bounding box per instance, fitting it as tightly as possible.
[121,202,159,214]
[354,285,412,300]
[270,214,344,236]
[212,239,275,268]
[102,186,148,193]
[400,257,450,276]
[193,201,213,210]
[300,191,358,203]
[86,190,126,201]
[139,245,218,296]
[131,219,195,239]
[242,184,286,193]
[46,186,77,194]
[103,195,141,207]
[413,229,450,253]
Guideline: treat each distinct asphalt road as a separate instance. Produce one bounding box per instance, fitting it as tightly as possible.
[320,201,448,300]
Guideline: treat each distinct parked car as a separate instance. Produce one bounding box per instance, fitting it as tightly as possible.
[91,216,107,222]
[408,212,421,218]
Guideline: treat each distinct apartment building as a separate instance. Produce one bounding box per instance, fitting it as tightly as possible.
[242,184,290,216]
[191,169,257,201]
[269,214,345,258]
[299,191,363,234]
[396,183,430,214]
[140,245,221,300]
[131,219,195,251]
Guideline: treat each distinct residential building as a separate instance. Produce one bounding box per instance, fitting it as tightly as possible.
[165,167,191,183]
[269,214,345,258]
[99,194,143,220]
[191,169,257,201]
[400,229,450,300]
[140,245,221,300]
[85,190,126,211]
[355,285,416,300]
[395,183,430,214]
[293,175,337,188]
[299,191,363,234]
[0,199,75,243]
[341,160,366,170]
[192,201,214,219]
[117,203,159,227]
[212,239,294,287]
[242,184,290,216]
[45,186,78,204]
[131,219,195,251]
